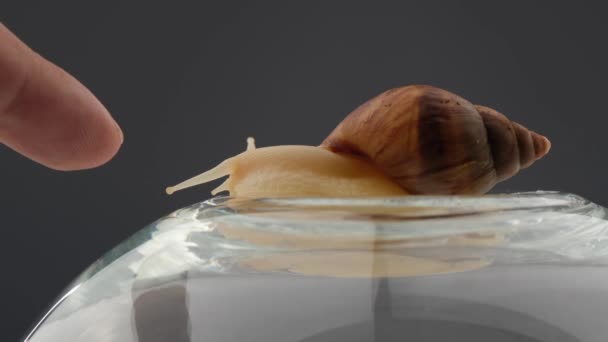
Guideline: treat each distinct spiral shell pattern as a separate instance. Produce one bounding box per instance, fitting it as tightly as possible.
[321,85,551,195]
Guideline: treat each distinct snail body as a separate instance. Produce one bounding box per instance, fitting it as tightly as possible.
[166,138,407,197]
[167,85,550,197]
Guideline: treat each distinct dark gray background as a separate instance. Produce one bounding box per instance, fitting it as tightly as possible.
[1,1,607,340]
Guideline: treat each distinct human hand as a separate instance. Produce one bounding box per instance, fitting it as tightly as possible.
[0,23,122,170]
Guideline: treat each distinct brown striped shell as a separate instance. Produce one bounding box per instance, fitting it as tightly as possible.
[321,85,551,195]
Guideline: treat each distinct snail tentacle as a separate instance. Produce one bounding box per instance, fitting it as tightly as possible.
[166,157,235,195]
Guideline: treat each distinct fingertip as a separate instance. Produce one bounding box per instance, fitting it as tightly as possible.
[0,24,124,170]
[46,101,125,171]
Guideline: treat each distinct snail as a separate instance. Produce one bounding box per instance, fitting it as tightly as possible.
[166,85,551,197]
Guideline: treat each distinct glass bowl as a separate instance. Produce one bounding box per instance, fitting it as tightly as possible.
[24,191,608,342]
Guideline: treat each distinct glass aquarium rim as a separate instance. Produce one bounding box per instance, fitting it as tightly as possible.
[157,190,608,246]
[57,190,608,315]
[192,191,603,221]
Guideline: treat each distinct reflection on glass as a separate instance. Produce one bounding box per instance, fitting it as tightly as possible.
[24,192,608,341]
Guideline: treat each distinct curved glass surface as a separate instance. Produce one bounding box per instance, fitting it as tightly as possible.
[24,192,608,342]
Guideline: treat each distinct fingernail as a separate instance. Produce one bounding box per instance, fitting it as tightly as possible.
[114,119,124,144]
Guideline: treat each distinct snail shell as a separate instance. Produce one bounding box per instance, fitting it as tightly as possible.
[166,85,550,197]
[321,85,551,194]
